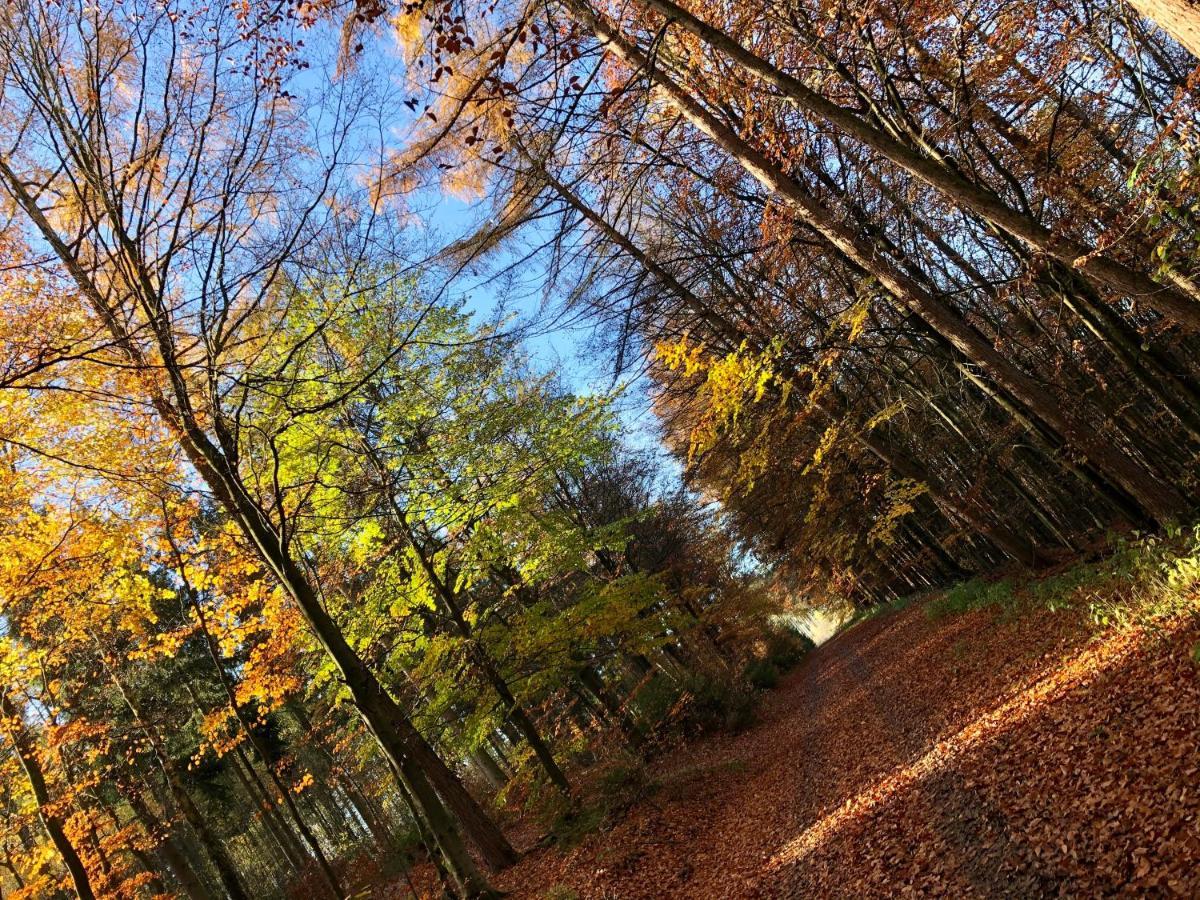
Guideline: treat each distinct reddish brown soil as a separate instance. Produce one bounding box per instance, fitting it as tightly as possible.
[493,600,1200,898]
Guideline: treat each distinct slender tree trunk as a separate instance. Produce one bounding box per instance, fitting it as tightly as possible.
[94,652,250,900]
[578,666,646,750]
[126,791,210,900]
[287,705,399,854]
[230,745,308,874]
[338,773,397,852]
[97,801,168,898]
[344,677,502,897]
[172,550,343,899]
[166,446,514,888]
[488,736,515,777]
[531,151,1049,564]
[362,441,572,798]
[0,692,96,900]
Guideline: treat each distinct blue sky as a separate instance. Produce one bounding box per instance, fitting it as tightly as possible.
[297,18,678,472]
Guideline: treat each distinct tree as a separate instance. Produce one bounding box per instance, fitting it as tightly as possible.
[0,1,513,892]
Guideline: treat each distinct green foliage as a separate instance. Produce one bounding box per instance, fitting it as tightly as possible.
[548,802,607,849]
[675,672,756,735]
[765,628,816,671]
[545,760,647,849]
[1043,526,1200,629]
[927,578,1016,620]
[743,659,780,690]
[926,524,1200,632]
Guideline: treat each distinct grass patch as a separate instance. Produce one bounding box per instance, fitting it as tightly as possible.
[927,577,1017,620]
[925,523,1200,630]
[545,759,649,848]
[837,589,929,633]
[548,802,607,849]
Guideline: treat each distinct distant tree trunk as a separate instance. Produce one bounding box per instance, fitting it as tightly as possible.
[0,692,96,900]
[338,774,397,852]
[1128,0,1200,57]
[94,651,250,900]
[470,748,509,792]
[229,745,307,875]
[94,799,167,896]
[365,447,571,798]
[579,666,646,751]
[126,791,210,900]
[487,736,515,777]
[171,558,343,899]
[285,703,399,853]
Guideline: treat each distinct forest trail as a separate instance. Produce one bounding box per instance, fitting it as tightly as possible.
[498,601,1200,898]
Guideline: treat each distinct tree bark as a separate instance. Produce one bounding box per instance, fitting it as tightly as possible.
[1128,0,1200,57]
[229,744,308,875]
[126,791,211,900]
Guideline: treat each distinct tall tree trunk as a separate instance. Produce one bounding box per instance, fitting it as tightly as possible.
[213,496,514,883]
[428,575,571,797]
[126,791,210,900]
[230,745,308,875]
[94,651,250,900]
[1128,0,1200,57]
[169,537,344,899]
[0,692,96,900]
[0,162,514,888]
[361,439,572,797]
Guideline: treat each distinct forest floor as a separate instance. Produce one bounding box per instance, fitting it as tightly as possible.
[490,595,1200,898]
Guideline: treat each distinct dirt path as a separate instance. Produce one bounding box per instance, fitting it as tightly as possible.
[496,600,1200,898]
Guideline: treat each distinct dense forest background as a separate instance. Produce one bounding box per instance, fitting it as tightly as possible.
[0,0,1198,896]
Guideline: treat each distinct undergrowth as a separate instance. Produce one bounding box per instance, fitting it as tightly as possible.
[924,523,1200,629]
[543,623,816,848]
[832,592,918,636]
